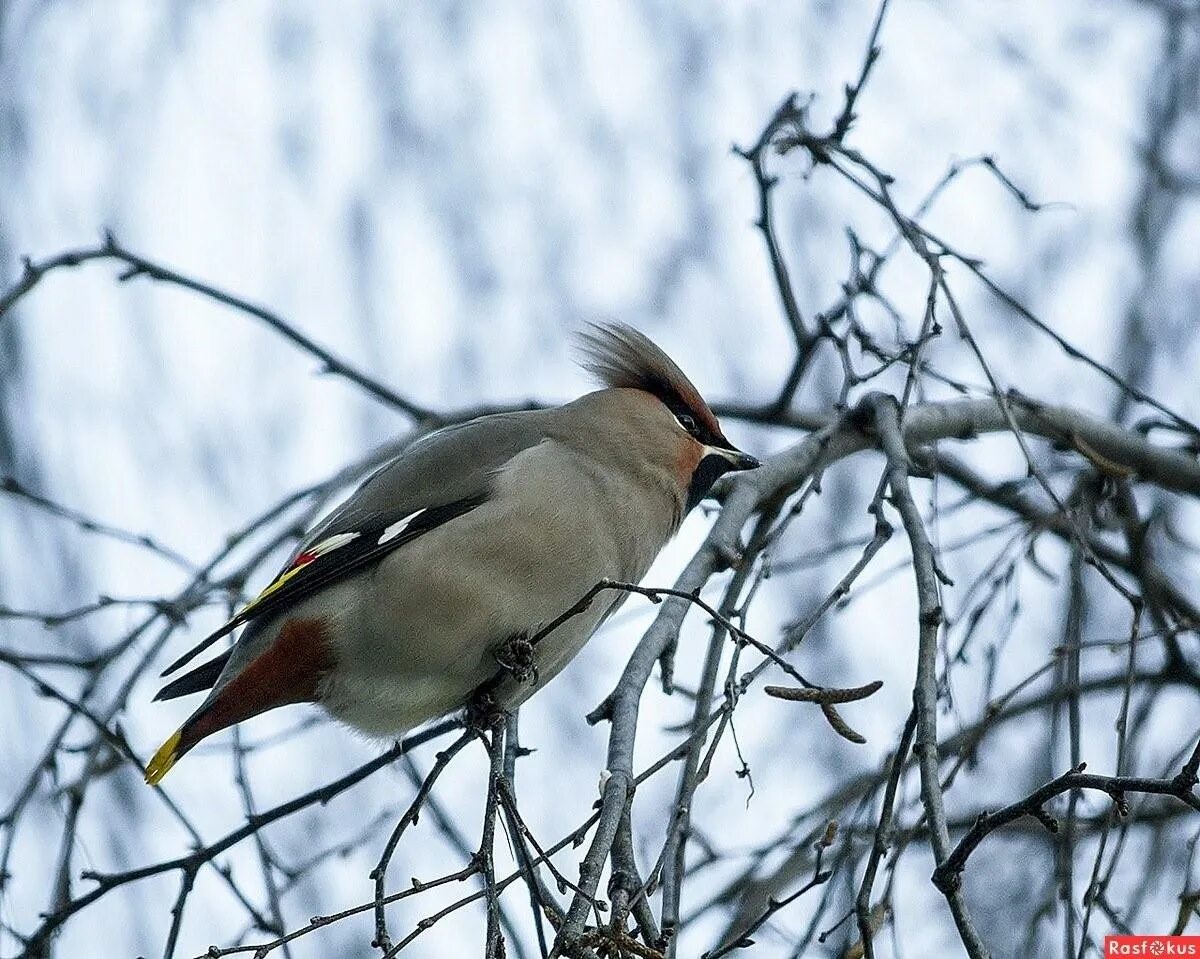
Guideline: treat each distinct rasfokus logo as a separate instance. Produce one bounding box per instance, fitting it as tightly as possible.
[1106,936,1200,956]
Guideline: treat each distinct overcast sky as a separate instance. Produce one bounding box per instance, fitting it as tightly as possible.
[2,2,1198,956]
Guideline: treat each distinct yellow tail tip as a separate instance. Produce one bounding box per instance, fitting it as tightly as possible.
[144,729,183,785]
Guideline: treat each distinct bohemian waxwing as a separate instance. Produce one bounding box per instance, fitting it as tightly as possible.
[144,323,759,784]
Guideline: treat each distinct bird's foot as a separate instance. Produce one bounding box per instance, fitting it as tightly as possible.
[493,632,540,686]
[464,688,508,733]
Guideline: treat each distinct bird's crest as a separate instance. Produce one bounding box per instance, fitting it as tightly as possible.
[576,322,723,439]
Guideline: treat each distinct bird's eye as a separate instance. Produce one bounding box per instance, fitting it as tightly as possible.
[677,413,698,434]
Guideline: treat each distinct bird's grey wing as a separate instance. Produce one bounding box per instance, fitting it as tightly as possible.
[298,410,551,548]
[158,411,552,679]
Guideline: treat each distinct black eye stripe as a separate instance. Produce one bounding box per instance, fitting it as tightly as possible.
[661,395,723,445]
[675,411,727,449]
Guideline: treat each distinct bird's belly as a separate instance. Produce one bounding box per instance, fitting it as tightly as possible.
[320,610,602,738]
[316,514,634,737]
[320,668,473,737]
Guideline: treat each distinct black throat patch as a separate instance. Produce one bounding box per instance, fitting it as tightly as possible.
[686,453,734,513]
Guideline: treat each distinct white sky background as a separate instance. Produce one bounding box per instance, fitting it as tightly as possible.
[1,1,1199,956]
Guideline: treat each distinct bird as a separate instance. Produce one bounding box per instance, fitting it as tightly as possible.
[144,323,759,784]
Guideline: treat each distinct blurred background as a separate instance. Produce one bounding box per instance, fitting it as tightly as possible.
[2,2,1199,956]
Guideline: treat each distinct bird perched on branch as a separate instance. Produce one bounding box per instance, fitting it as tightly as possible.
[145,323,759,784]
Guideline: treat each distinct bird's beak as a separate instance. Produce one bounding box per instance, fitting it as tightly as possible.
[707,446,761,471]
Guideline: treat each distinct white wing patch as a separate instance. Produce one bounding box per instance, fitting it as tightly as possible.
[309,532,360,556]
[378,509,426,545]
[240,531,362,614]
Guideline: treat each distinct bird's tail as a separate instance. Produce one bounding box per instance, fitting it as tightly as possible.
[145,654,233,785]
[144,682,279,785]
[144,617,334,785]
[145,729,186,785]
[144,704,225,785]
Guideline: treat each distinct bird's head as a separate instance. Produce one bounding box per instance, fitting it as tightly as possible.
[574,322,760,514]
